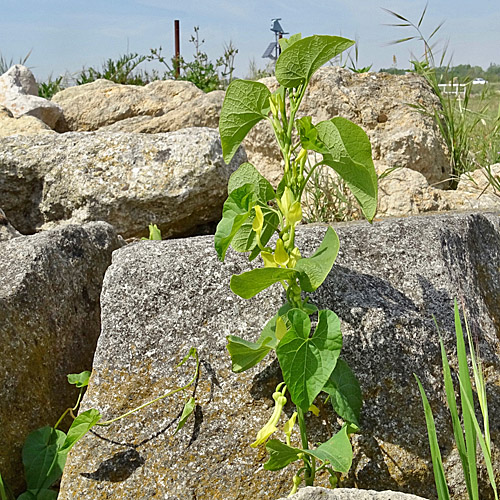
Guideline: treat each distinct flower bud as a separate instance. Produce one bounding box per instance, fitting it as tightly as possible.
[287,201,302,227]
[275,316,287,341]
[275,238,289,267]
[252,205,264,234]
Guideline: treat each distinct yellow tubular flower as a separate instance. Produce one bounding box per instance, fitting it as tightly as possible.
[287,201,302,227]
[251,384,287,448]
[252,205,264,234]
[280,187,294,217]
[275,238,289,267]
[296,148,307,163]
[261,251,277,268]
[283,411,298,446]
[308,404,320,417]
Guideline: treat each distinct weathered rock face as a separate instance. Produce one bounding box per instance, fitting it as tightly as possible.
[244,67,450,188]
[0,104,55,137]
[51,79,223,133]
[280,487,427,500]
[443,163,500,210]
[59,212,500,500]
[0,222,123,494]
[1,64,38,95]
[0,208,22,241]
[0,65,63,128]
[101,88,224,134]
[377,164,500,217]
[0,128,245,238]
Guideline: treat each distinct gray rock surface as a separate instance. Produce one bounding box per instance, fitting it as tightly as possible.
[0,208,22,241]
[0,222,123,494]
[0,128,245,238]
[59,212,500,500]
[51,78,223,132]
[0,65,63,128]
[279,487,427,500]
[245,67,450,188]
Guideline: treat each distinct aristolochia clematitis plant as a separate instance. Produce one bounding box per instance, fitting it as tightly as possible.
[214,34,378,494]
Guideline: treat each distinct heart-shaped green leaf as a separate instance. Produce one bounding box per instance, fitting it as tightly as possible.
[231,207,279,256]
[307,424,353,473]
[264,440,302,471]
[276,35,354,88]
[67,371,91,388]
[277,309,342,412]
[59,409,101,454]
[226,306,294,372]
[214,184,257,261]
[294,227,339,292]
[230,267,297,299]
[219,80,271,163]
[226,335,273,373]
[227,162,275,201]
[22,426,66,491]
[316,117,378,222]
[323,358,362,427]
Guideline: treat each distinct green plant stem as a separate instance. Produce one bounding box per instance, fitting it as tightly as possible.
[309,455,316,485]
[300,161,324,200]
[97,352,199,426]
[53,387,84,430]
[297,407,314,485]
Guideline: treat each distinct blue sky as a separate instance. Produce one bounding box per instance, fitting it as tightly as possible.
[1,0,499,83]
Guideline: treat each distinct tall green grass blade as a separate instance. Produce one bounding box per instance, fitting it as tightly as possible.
[428,21,445,41]
[438,336,472,497]
[415,374,450,500]
[382,8,411,23]
[0,473,14,500]
[458,377,499,500]
[417,4,428,28]
[454,301,479,500]
[463,309,491,454]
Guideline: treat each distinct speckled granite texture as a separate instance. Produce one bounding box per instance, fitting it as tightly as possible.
[59,212,500,499]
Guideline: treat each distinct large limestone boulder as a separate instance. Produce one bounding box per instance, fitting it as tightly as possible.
[0,222,123,494]
[444,163,500,210]
[280,487,426,500]
[100,88,224,133]
[0,104,55,137]
[377,164,500,217]
[245,67,450,187]
[0,128,245,238]
[51,78,223,133]
[59,212,500,500]
[0,65,63,128]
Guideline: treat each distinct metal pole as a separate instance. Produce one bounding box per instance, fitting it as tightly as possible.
[174,19,180,79]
